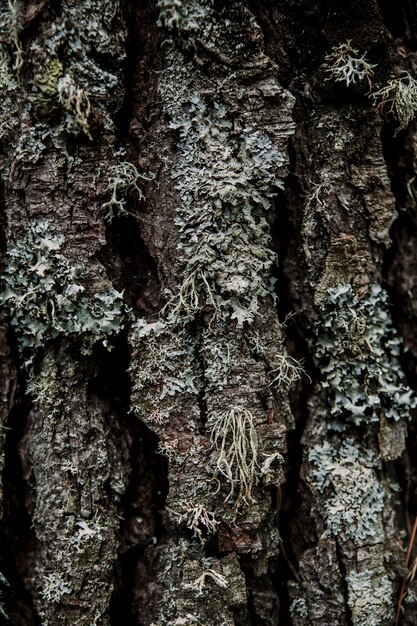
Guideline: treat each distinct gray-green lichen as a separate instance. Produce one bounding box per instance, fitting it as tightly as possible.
[316,283,416,429]
[154,540,246,625]
[102,160,149,222]
[164,94,284,325]
[1,221,123,363]
[290,282,409,625]
[127,5,298,621]
[28,348,128,625]
[347,569,394,626]
[4,0,125,166]
[309,438,384,541]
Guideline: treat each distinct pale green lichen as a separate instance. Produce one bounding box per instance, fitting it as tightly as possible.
[316,284,416,428]
[57,74,92,139]
[102,161,150,221]
[324,41,376,87]
[346,569,394,626]
[1,221,123,364]
[309,439,384,541]
[164,94,284,325]
[371,74,417,133]
[208,406,259,505]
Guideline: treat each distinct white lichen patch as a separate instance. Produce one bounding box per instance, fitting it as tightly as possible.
[346,569,394,626]
[102,160,152,221]
[1,221,123,363]
[157,0,212,33]
[309,439,384,541]
[316,284,416,428]
[39,572,72,604]
[324,41,376,87]
[168,501,219,543]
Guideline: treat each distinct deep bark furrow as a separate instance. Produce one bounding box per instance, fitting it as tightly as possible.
[1,0,417,624]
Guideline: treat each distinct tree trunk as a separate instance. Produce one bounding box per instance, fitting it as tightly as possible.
[1,0,417,624]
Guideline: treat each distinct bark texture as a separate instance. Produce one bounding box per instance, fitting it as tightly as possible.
[1,1,417,625]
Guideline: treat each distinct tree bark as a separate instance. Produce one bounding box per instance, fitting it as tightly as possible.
[1,1,417,625]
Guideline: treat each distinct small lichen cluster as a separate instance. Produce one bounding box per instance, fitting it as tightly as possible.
[130,318,197,401]
[1,221,123,364]
[324,41,376,87]
[208,406,258,505]
[102,160,149,222]
[1,0,24,72]
[155,540,245,625]
[157,0,211,33]
[0,44,18,140]
[371,74,417,133]
[316,284,416,428]
[40,573,71,604]
[309,438,384,541]
[168,501,219,544]
[57,74,92,139]
[165,94,284,325]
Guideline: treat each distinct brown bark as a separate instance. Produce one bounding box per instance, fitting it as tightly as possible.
[1,1,417,625]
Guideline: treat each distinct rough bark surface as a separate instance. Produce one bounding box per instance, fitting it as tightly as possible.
[1,1,417,625]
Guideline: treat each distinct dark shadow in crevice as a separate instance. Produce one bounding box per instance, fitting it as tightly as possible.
[114,0,163,145]
[378,0,417,50]
[2,362,40,625]
[267,154,319,623]
[88,332,169,626]
[97,214,161,316]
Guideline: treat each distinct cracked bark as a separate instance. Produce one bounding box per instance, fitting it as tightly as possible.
[1,1,417,625]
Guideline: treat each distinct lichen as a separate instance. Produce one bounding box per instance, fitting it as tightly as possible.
[102,160,150,221]
[157,0,212,34]
[316,284,416,428]
[324,41,376,87]
[163,94,285,325]
[371,74,417,133]
[1,221,123,365]
[309,438,385,541]
[130,318,197,402]
[346,569,394,626]
[208,406,259,505]
[0,44,18,140]
[1,0,24,72]
[57,74,92,139]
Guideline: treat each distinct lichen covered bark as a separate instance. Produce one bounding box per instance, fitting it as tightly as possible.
[1,0,417,624]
